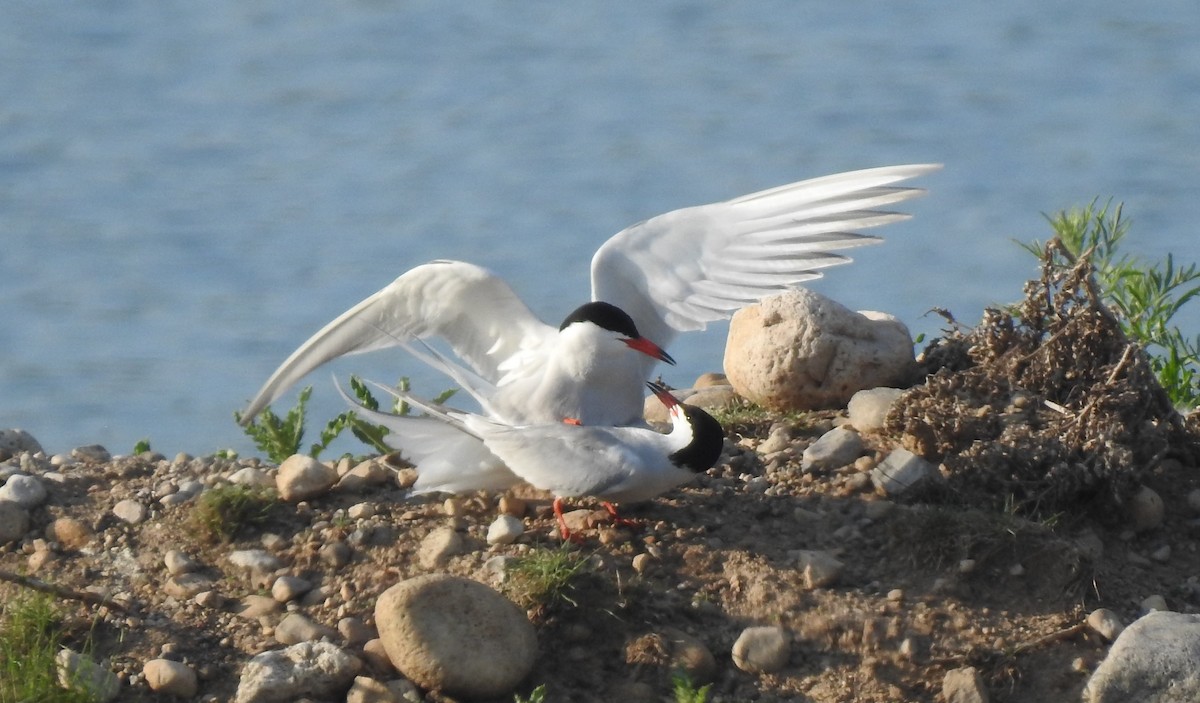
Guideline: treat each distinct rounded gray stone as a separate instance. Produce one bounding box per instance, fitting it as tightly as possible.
[375,574,537,699]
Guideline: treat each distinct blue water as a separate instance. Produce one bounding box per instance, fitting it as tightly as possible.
[2,2,1198,457]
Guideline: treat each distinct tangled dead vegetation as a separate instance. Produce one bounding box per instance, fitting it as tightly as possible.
[886,239,1200,521]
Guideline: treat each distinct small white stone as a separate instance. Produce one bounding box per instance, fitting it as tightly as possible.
[1086,608,1125,642]
[486,514,524,545]
[272,575,314,603]
[418,527,463,569]
[112,499,148,524]
[276,454,338,501]
[143,658,198,698]
[229,467,274,488]
[871,448,937,495]
[731,626,790,674]
[164,549,200,576]
[348,502,376,520]
[57,649,120,701]
[0,474,48,508]
[847,387,905,433]
[1141,594,1168,613]
[275,612,338,645]
[228,549,284,575]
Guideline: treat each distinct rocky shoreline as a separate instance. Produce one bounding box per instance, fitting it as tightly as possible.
[2,375,1199,703]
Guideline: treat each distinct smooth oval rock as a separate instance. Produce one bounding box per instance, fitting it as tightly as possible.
[1084,611,1200,703]
[144,658,199,698]
[375,574,537,699]
[0,474,48,508]
[276,454,338,501]
[731,625,790,674]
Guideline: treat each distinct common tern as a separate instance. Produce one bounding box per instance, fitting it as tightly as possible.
[343,379,724,539]
[243,163,939,427]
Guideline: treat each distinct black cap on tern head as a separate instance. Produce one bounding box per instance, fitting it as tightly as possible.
[559,301,640,337]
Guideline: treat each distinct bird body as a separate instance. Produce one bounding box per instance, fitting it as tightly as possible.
[344,380,724,536]
[243,163,940,427]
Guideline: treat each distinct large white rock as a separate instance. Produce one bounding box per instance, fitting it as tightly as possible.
[723,289,915,411]
[235,641,361,703]
[375,574,537,699]
[1084,611,1200,702]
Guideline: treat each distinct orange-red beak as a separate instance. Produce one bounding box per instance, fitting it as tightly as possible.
[646,381,680,412]
[623,337,676,365]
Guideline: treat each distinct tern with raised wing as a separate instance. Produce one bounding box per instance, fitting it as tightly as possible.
[243,163,940,427]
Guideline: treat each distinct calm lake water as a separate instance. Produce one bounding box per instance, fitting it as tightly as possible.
[2,1,1198,456]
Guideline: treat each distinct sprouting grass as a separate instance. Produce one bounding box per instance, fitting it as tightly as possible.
[672,671,713,703]
[190,484,277,543]
[513,684,547,703]
[1020,200,1200,409]
[0,590,100,703]
[235,376,457,463]
[500,545,592,612]
[132,438,151,454]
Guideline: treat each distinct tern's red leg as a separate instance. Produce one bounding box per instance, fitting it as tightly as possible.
[601,501,640,530]
[553,497,583,543]
[561,417,582,426]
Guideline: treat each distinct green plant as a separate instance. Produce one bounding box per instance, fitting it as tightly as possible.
[190,484,276,543]
[132,438,151,454]
[672,671,713,703]
[0,591,100,703]
[235,376,457,462]
[1021,200,1200,409]
[513,684,547,703]
[501,545,591,611]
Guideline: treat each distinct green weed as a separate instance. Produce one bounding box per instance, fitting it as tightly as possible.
[501,545,591,612]
[513,684,547,703]
[1021,200,1200,408]
[672,671,713,703]
[0,591,100,703]
[190,484,276,543]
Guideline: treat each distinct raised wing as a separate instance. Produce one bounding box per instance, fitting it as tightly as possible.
[241,260,554,422]
[590,164,941,350]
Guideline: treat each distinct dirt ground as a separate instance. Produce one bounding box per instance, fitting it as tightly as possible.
[3,245,1199,703]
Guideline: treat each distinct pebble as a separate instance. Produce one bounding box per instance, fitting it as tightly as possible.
[0,500,29,542]
[345,675,419,703]
[871,448,938,495]
[234,641,361,703]
[348,502,376,520]
[164,549,201,576]
[418,526,463,569]
[801,427,865,473]
[443,497,465,517]
[229,467,274,489]
[228,549,284,576]
[1086,608,1125,642]
[498,495,526,517]
[272,575,314,603]
[1128,485,1164,532]
[275,454,338,501]
[632,553,655,574]
[942,665,988,703]
[112,499,148,524]
[0,473,48,508]
[57,649,120,701]
[320,540,353,568]
[757,425,792,455]
[336,460,390,492]
[1150,544,1171,562]
[144,658,199,698]
[48,516,92,550]
[71,444,112,463]
[1141,594,1168,613]
[846,387,904,432]
[486,514,524,545]
[790,549,844,588]
[1187,488,1200,514]
[374,574,537,699]
[663,627,717,683]
[339,617,376,645]
[731,626,790,674]
[275,612,338,645]
[165,573,216,599]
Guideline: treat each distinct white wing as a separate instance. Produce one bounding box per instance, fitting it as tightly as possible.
[590,164,941,349]
[241,260,555,422]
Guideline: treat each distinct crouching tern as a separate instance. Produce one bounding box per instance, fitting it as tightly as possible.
[241,163,940,429]
[343,378,725,540]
